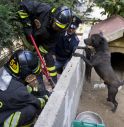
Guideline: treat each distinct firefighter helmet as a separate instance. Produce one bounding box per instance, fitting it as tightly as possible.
[51,6,73,30]
[5,50,40,79]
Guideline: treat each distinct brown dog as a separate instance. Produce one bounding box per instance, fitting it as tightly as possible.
[74,33,124,112]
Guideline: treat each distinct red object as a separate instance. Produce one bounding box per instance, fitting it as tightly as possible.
[29,34,55,88]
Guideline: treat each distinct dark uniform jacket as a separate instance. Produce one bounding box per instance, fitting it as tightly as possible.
[55,32,79,62]
[18,0,59,51]
[0,67,46,124]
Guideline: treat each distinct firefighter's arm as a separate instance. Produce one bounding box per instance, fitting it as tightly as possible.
[17,4,32,35]
[72,36,80,53]
[24,93,49,109]
[13,86,49,110]
[17,1,43,35]
[26,84,50,109]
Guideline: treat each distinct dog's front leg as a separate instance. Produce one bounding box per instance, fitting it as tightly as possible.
[73,53,93,67]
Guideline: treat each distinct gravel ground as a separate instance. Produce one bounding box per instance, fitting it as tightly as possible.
[77,81,124,127]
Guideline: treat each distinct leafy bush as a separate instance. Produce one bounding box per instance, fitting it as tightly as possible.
[94,0,124,17]
[0,1,23,48]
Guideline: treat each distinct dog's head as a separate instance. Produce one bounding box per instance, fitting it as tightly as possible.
[84,33,108,50]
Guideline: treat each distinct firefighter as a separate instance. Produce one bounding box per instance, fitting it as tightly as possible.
[17,0,73,83]
[0,50,50,127]
[54,16,82,74]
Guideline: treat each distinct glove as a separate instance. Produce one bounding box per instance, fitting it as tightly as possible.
[38,94,49,108]
[39,45,48,55]
[40,90,51,97]
[32,89,51,98]
[38,95,48,108]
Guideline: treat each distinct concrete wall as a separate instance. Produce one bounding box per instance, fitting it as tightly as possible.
[35,57,85,127]
[34,26,91,127]
[34,51,85,127]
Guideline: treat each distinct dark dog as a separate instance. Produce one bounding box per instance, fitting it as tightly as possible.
[74,33,124,112]
[77,46,93,82]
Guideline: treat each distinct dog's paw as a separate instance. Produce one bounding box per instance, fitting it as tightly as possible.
[73,53,83,58]
[94,83,106,89]
[111,107,117,113]
[94,84,99,89]
[72,53,77,56]
[111,102,118,112]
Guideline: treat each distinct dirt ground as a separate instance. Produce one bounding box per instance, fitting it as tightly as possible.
[77,81,124,127]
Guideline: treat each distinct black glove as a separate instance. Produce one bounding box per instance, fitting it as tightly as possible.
[32,89,51,98]
[40,90,51,97]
